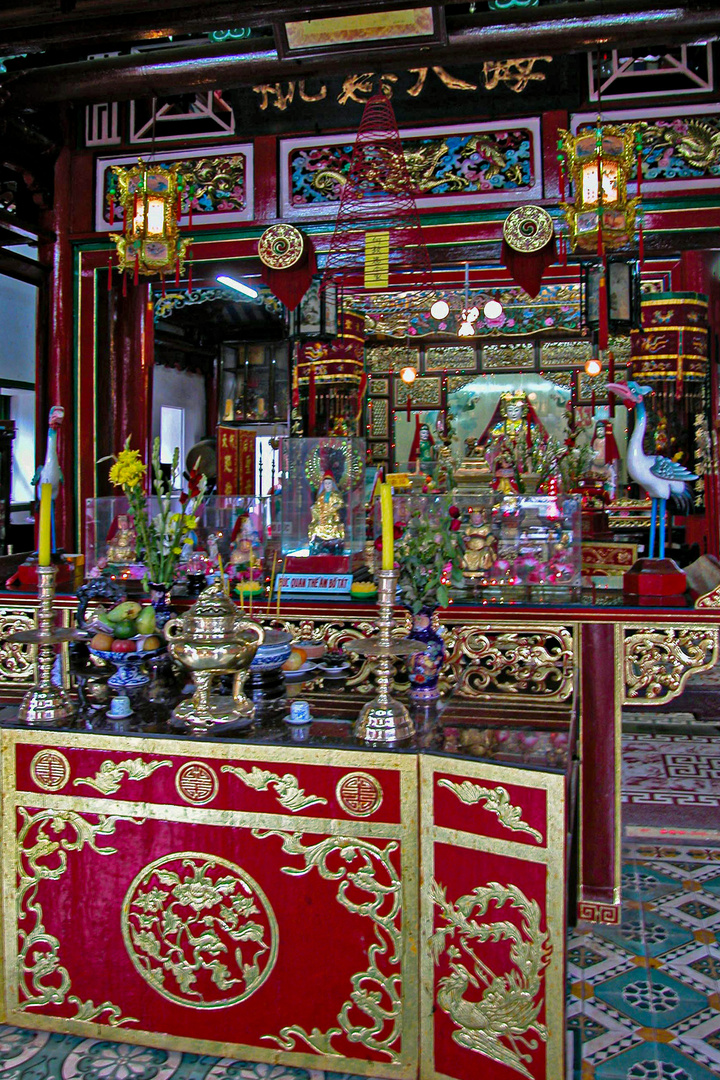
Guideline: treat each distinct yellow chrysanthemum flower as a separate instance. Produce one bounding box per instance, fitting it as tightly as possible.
[109,448,147,489]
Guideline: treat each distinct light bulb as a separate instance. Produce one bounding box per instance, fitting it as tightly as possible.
[400,366,418,384]
[431,299,449,320]
[484,299,503,320]
[585,357,602,376]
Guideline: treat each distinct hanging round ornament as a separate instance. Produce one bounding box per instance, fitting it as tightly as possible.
[258,224,305,269]
[503,206,554,253]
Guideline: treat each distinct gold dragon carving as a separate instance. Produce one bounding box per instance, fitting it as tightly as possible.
[430,879,551,1080]
[180,155,246,210]
[437,779,543,844]
[73,758,173,795]
[16,807,142,1025]
[623,627,718,702]
[0,608,36,684]
[444,625,575,700]
[255,830,404,1062]
[221,765,328,813]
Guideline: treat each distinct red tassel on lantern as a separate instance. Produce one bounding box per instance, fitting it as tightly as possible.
[639,221,645,266]
[608,350,616,418]
[161,273,166,298]
[109,194,115,225]
[133,252,139,286]
[598,265,609,351]
[308,366,316,435]
[604,421,620,465]
[406,394,411,422]
[122,270,127,297]
[591,387,596,412]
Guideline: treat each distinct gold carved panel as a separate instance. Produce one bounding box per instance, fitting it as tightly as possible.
[369,397,389,437]
[482,342,535,370]
[395,376,442,408]
[366,345,417,373]
[368,377,389,394]
[443,623,575,701]
[540,340,591,368]
[623,625,719,703]
[0,607,37,688]
[424,345,476,373]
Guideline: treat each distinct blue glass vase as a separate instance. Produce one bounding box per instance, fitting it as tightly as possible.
[407,607,445,701]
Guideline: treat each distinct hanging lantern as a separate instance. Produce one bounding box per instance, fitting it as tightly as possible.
[108,159,191,280]
[558,123,642,253]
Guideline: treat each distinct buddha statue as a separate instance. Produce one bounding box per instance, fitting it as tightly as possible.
[106,515,137,565]
[308,472,345,555]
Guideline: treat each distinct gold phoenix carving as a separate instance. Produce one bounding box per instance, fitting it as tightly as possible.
[431,880,551,1080]
[121,853,278,1009]
[17,807,141,1025]
[256,831,403,1062]
[73,757,173,795]
[623,626,718,702]
[221,765,328,813]
[437,779,543,843]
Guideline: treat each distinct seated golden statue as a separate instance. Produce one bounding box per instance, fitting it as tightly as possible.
[106,515,137,565]
[308,472,345,555]
[463,512,498,574]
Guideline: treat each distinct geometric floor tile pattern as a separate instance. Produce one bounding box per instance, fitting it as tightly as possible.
[571,843,720,1080]
[1,846,719,1078]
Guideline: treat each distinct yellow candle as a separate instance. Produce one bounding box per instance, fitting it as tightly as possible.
[380,481,394,571]
[38,483,52,566]
[276,557,286,617]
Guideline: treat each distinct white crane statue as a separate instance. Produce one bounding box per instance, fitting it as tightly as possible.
[606,381,696,559]
[31,405,65,558]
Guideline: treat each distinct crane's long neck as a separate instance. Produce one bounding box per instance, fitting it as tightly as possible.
[627,401,648,470]
[45,428,57,463]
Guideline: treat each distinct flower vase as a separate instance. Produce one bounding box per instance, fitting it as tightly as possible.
[407,608,445,701]
[149,582,173,629]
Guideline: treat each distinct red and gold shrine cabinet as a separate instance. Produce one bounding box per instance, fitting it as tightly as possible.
[0,728,570,1079]
[1,730,419,1076]
[419,756,567,1080]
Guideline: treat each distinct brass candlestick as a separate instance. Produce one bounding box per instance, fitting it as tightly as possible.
[10,565,78,726]
[343,568,422,744]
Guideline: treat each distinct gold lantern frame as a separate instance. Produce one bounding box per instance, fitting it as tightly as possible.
[559,123,642,253]
[108,158,191,278]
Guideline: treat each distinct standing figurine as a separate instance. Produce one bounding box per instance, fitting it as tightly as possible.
[32,405,64,557]
[607,381,696,558]
[308,472,345,555]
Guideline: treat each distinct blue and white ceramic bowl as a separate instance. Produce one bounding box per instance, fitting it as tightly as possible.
[250,630,293,672]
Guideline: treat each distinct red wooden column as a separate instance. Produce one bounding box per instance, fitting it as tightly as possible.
[111,282,153,461]
[40,144,75,550]
[578,622,621,923]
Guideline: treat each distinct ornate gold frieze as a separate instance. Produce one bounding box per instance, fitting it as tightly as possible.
[257,830,403,1062]
[482,342,534,370]
[623,626,718,702]
[430,879,550,1078]
[394,376,441,408]
[365,345,417,373]
[425,345,476,372]
[437,779,543,843]
[121,852,278,1008]
[221,764,328,812]
[0,607,37,685]
[370,397,389,438]
[73,757,173,795]
[443,625,575,701]
[540,340,591,368]
[17,807,140,1024]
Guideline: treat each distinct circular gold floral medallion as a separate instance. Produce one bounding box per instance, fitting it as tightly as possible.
[502,205,554,253]
[122,852,278,1008]
[30,749,70,792]
[257,224,305,269]
[336,771,383,817]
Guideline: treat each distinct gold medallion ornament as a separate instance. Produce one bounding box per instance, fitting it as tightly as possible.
[336,772,383,817]
[258,224,305,269]
[175,761,219,804]
[30,749,70,792]
[502,205,554,253]
[122,853,278,1009]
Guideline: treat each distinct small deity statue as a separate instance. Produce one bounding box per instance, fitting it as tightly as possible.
[462,512,498,574]
[408,416,436,472]
[229,513,257,569]
[308,471,345,555]
[106,515,137,565]
[492,448,517,495]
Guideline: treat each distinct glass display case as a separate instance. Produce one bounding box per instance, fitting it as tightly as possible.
[377,491,581,604]
[279,437,366,570]
[218,340,289,425]
[85,495,274,579]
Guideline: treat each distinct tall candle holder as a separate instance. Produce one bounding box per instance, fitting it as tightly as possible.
[10,565,78,726]
[343,568,422,744]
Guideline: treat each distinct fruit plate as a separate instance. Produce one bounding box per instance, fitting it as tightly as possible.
[282,662,317,681]
[88,646,165,689]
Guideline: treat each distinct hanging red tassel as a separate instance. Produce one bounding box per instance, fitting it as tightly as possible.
[598,265,609,351]
[107,254,113,291]
[109,194,115,225]
[406,394,411,422]
[639,221,645,266]
[133,252,139,286]
[604,421,620,465]
[161,273,166,298]
[591,387,596,412]
[608,350,616,417]
[122,270,127,297]
[308,365,316,435]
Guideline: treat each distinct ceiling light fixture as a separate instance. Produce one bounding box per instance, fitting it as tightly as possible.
[585,357,602,376]
[400,366,418,384]
[217,274,259,298]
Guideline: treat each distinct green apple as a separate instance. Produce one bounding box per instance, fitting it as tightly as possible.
[136,605,156,634]
[112,619,137,639]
